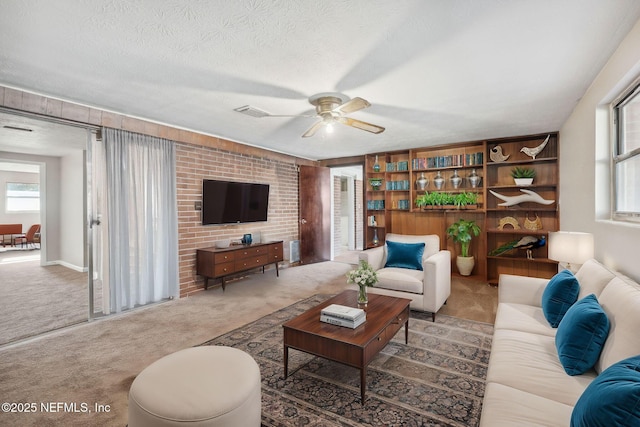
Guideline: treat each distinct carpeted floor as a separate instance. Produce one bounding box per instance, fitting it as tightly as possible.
[0,254,89,346]
[204,294,493,427]
[0,260,496,426]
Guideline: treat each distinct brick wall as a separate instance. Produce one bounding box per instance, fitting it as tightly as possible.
[176,143,299,296]
[0,86,310,298]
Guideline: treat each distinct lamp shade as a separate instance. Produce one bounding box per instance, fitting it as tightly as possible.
[548,231,594,265]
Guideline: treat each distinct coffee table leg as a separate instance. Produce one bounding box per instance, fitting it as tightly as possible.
[405,319,409,344]
[284,345,289,378]
[360,367,366,404]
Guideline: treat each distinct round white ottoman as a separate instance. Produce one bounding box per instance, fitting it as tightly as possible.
[128,346,261,427]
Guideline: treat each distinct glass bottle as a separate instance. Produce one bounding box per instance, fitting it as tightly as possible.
[373,155,381,172]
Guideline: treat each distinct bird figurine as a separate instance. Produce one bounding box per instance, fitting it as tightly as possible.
[490,145,510,162]
[490,189,555,206]
[489,236,546,259]
[521,134,550,160]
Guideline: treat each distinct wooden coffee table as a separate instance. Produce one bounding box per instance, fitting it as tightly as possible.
[282,290,411,403]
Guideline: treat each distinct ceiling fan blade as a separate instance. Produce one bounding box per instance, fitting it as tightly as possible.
[337,117,385,134]
[334,97,371,114]
[264,114,316,118]
[302,120,325,138]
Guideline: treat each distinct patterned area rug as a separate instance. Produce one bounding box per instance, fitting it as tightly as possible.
[201,294,493,427]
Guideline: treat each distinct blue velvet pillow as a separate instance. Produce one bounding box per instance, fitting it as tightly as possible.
[555,294,610,376]
[541,269,580,327]
[571,355,640,427]
[384,240,425,271]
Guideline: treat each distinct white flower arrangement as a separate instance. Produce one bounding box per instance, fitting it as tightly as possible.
[346,260,378,288]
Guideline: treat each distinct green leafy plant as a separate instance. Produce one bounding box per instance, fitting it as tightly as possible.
[453,192,478,208]
[416,192,478,209]
[446,218,481,257]
[511,167,536,179]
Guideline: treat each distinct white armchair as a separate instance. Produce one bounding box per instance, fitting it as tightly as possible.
[358,233,451,321]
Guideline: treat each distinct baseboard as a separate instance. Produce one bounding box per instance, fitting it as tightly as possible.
[46,260,87,273]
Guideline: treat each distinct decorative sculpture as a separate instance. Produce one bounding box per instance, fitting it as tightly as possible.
[498,216,520,230]
[490,189,555,207]
[489,235,546,259]
[521,134,550,160]
[523,213,543,230]
[490,145,510,162]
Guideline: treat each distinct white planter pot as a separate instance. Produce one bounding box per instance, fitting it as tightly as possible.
[514,178,533,186]
[456,256,475,276]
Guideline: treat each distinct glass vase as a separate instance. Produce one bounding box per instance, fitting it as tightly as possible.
[373,155,381,172]
[357,285,368,304]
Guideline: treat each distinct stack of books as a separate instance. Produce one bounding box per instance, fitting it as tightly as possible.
[320,304,366,329]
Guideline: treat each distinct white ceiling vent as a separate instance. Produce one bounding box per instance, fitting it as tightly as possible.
[234,105,270,118]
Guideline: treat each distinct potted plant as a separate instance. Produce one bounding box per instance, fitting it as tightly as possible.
[511,167,536,186]
[369,177,383,190]
[446,218,481,276]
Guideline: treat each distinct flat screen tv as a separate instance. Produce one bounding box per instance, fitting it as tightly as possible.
[202,179,270,225]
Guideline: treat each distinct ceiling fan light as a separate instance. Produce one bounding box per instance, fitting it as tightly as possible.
[325,122,334,133]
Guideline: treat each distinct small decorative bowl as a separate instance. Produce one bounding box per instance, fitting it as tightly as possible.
[215,239,230,248]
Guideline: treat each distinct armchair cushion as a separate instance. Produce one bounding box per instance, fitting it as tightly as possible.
[384,240,425,271]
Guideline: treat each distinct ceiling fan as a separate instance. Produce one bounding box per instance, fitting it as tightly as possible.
[260,92,385,138]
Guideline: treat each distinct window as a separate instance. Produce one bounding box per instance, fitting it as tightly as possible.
[6,182,40,212]
[613,77,640,222]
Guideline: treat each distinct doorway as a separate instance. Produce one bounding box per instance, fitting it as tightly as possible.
[0,111,92,345]
[330,165,364,264]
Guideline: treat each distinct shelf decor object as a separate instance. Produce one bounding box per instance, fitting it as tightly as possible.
[489,145,510,162]
[468,169,481,188]
[498,216,521,230]
[433,171,445,189]
[373,155,381,172]
[450,170,462,189]
[369,177,383,190]
[490,189,555,207]
[523,213,543,230]
[520,134,550,160]
[416,172,428,190]
[548,231,594,273]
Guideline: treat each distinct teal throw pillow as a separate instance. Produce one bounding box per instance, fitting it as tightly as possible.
[555,294,610,376]
[541,269,580,327]
[571,355,640,427]
[384,240,425,271]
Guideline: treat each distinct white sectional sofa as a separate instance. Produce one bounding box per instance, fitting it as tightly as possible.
[480,259,640,426]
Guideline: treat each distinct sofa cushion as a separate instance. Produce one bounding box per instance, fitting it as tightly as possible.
[480,382,574,427]
[374,267,424,294]
[384,240,425,271]
[555,294,610,376]
[596,276,640,373]
[571,355,640,427]
[541,269,580,328]
[575,258,616,300]
[486,329,596,406]
[494,303,555,336]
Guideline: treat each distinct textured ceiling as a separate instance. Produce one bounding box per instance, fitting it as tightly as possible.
[1,1,640,160]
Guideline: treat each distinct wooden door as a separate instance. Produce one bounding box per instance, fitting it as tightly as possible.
[299,165,331,264]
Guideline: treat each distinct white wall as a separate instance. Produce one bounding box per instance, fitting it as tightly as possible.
[559,18,640,280]
[59,151,86,269]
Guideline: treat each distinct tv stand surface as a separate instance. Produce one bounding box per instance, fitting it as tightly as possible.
[196,241,283,290]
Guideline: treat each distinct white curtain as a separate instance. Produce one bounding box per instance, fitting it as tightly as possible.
[102,128,178,313]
